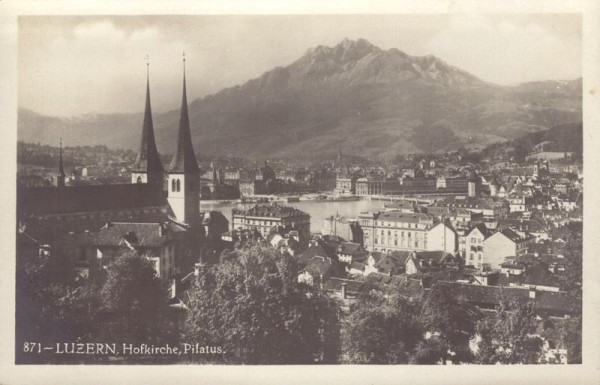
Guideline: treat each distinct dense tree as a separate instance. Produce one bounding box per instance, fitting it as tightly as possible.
[341,290,423,364]
[415,284,477,364]
[99,250,172,345]
[474,299,543,364]
[184,245,340,364]
[559,316,582,364]
[16,249,99,363]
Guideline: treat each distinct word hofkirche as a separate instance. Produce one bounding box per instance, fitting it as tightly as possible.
[24,342,224,356]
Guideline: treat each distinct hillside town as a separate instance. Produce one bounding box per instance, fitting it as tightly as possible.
[17,109,583,364]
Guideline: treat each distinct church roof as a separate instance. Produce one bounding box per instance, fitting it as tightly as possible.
[132,67,164,174]
[169,61,200,174]
[18,184,168,216]
[67,221,185,248]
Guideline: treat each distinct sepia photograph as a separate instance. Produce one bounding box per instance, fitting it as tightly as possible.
[2,1,599,383]
[14,12,585,365]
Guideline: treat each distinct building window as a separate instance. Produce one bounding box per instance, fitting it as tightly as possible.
[176,179,181,192]
[136,176,143,184]
[171,179,176,191]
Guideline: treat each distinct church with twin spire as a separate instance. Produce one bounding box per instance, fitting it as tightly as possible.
[131,55,201,227]
[17,56,208,282]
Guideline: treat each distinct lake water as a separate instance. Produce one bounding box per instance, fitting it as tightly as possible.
[200,198,387,238]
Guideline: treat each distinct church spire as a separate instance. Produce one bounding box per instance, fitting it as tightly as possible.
[132,55,164,185]
[169,51,200,173]
[57,138,65,187]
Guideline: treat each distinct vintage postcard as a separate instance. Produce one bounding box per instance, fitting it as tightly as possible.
[1,0,599,384]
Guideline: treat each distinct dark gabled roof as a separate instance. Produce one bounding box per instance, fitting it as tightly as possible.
[169,67,200,173]
[18,184,168,216]
[324,277,366,295]
[389,250,413,264]
[132,70,164,175]
[298,244,329,265]
[497,228,530,242]
[415,251,453,264]
[467,223,491,238]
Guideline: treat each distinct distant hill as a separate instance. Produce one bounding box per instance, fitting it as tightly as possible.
[518,122,582,154]
[18,38,582,161]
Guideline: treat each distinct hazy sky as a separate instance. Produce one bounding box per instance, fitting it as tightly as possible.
[18,14,581,117]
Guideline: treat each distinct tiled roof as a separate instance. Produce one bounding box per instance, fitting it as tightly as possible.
[67,221,183,248]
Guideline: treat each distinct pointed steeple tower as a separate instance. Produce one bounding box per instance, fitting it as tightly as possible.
[57,138,66,188]
[169,54,200,174]
[168,52,201,225]
[132,56,164,186]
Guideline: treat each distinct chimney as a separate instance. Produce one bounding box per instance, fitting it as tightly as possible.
[341,283,347,299]
[529,287,536,299]
[194,262,201,276]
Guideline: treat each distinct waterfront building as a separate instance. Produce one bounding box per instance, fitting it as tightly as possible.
[231,203,311,244]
